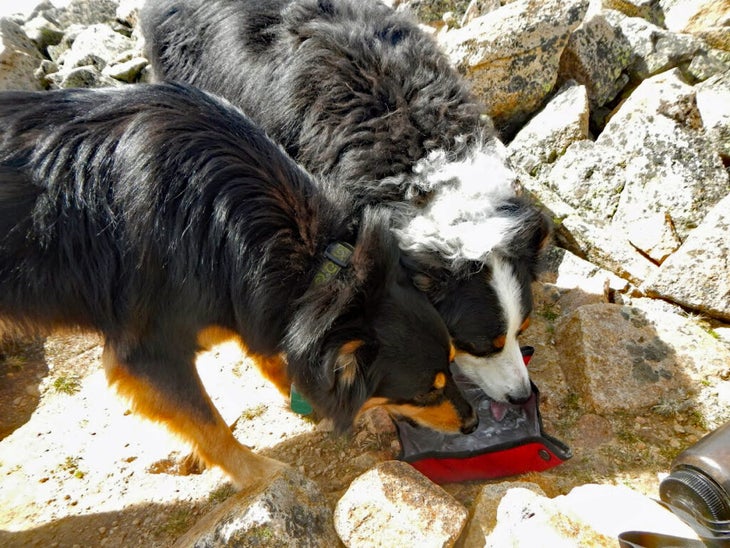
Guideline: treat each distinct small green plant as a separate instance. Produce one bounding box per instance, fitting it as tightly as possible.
[53,375,81,395]
[249,525,275,543]
[157,508,194,537]
[3,355,26,371]
[60,456,85,479]
[652,397,693,418]
[208,484,236,505]
[240,403,267,421]
[537,302,560,323]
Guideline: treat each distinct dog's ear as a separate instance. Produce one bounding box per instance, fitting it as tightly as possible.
[399,252,451,303]
[330,339,364,389]
[536,209,553,252]
[495,199,553,257]
[522,206,553,263]
[348,206,400,291]
[320,337,379,433]
[283,0,337,42]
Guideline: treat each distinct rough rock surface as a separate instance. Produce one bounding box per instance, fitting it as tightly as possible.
[0,0,729,546]
[174,467,339,548]
[334,461,468,547]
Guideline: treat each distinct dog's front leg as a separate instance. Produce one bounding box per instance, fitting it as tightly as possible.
[102,336,285,491]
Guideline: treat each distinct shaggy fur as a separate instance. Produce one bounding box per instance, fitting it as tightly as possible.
[0,83,477,489]
[141,0,551,404]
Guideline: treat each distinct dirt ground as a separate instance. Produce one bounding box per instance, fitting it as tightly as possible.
[0,316,709,547]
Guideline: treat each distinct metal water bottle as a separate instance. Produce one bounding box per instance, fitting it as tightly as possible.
[659,421,730,542]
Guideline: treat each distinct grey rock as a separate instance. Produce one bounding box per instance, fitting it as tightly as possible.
[49,64,122,89]
[555,303,730,415]
[438,0,589,132]
[46,23,85,63]
[485,484,701,546]
[460,482,545,548]
[603,10,705,81]
[601,70,728,240]
[0,17,44,91]
[662,0,730,51]
[22,14,64,53]
[540,246,631,297]
[530,69,728,283]
[602,0,665,26]
[696,69,730,160]
[174,467,338,548]
[460,0,502,26]
[56,0,120,27]
[116,0,146,27]
[395,0,473,24]
[61,23,133,71]
[558,11,633,109]
[685,48,730,82]
[508,81,590,176]
[334,460,468,547]
[521,171,658,283]
[101,55,147,82]
[625,211,682,265]
[643,194,730,322]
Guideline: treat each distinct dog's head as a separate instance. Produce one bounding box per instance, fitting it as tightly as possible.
[284,206,477,434]
[402,198,552,404]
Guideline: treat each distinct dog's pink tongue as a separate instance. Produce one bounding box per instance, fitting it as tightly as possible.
[490,401,510,422]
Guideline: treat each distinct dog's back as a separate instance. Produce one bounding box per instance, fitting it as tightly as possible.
[0,83,477,488]
[142,0,484,204]
[141,0,552,407]
[0,84,335,343]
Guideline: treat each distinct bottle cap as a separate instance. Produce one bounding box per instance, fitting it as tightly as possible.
[660,465,730,523]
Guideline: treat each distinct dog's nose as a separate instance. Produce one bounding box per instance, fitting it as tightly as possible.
[460,410,479,434]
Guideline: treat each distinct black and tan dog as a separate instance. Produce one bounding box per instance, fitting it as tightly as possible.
[0,83,476,489]
[141,0,552,406]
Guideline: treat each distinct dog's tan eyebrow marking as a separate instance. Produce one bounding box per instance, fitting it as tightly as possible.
[433,372,446,390]
[493,334,506,349]
[340,340,364,354]
[519,317,531,333]
[449,343,456,362]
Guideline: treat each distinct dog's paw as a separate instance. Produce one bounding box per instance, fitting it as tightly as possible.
[146,451,206,476]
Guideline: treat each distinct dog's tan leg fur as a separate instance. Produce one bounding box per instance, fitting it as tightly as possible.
[197,325,291,396]
[248,353,290,396]
[102,345,284,490]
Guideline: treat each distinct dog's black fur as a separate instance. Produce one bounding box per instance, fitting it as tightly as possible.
[141,0,552,405]
[0,83,476,488]
[142,0,480,205]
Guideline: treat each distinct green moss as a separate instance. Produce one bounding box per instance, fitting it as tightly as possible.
[53,375,81,395]
[240,403,267,421]
[208,483,236,505]
[156,508,194,537]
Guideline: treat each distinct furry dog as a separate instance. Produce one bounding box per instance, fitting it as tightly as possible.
[141,0,552,405]
[0,83,477,489]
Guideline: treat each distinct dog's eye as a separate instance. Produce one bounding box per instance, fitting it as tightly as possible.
[452,339,489,358]
[412,389,444,406]
[410,376,448,406]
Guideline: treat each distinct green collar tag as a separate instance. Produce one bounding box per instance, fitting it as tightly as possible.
[312,242,354,286]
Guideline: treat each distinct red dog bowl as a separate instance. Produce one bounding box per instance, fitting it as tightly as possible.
[396,346,571,484]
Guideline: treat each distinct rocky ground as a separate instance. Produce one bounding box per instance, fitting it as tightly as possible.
[0,275,720,547]
[0,0,728,545]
